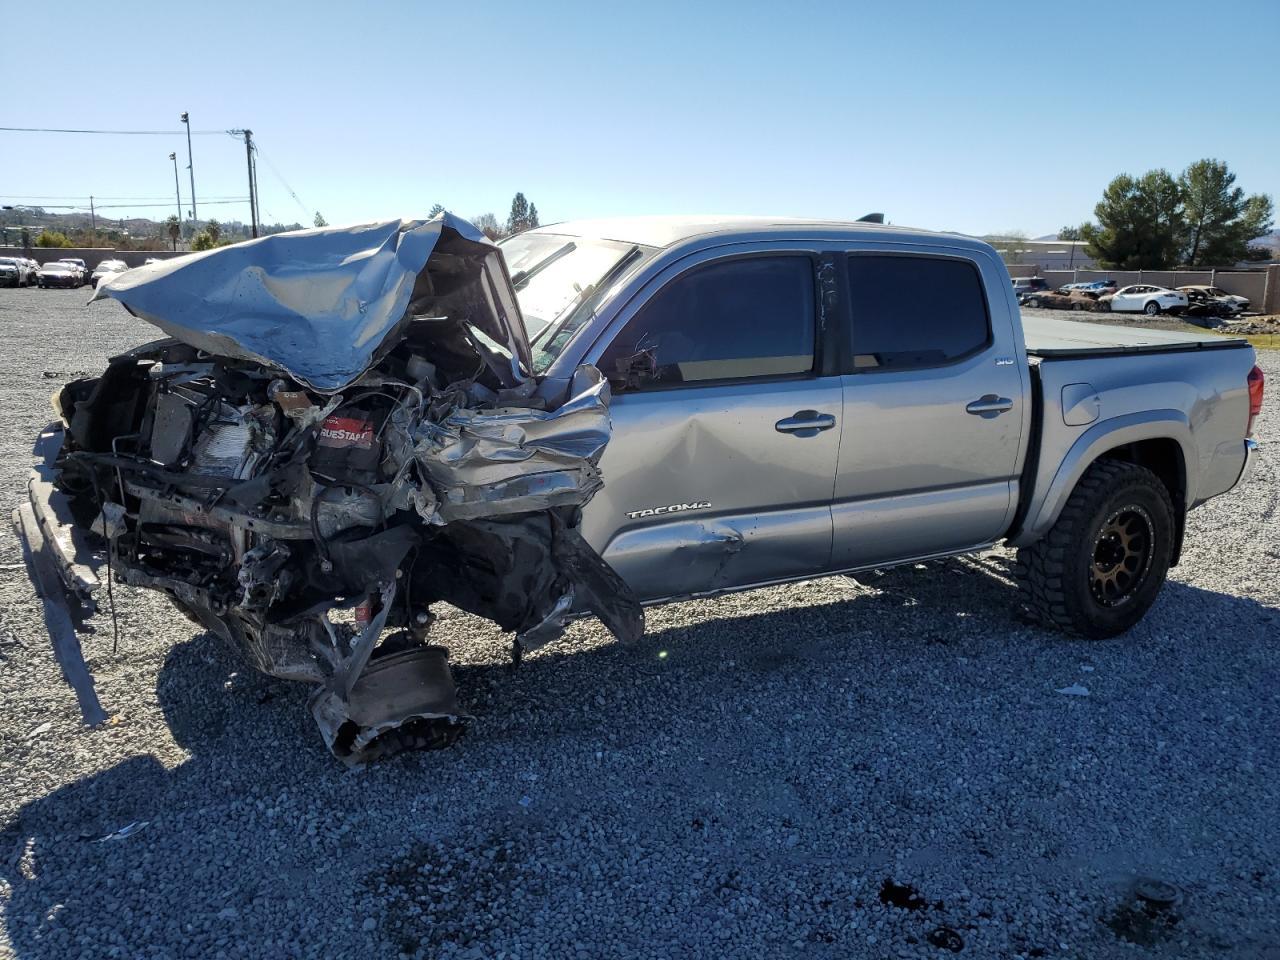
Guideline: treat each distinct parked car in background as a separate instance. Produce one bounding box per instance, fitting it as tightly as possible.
[1011,277,1050,297]
[1099,285,1188,315]
[55,258,88,286]
[1178,285,1249,314]
[37,262,82,288]
[0,257,33,287]
[91,259,130,286]
[1019,288,1102,311]
[1061,279,1117,296]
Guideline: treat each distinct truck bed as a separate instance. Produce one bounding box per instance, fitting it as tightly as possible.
[1022,313,1250,358]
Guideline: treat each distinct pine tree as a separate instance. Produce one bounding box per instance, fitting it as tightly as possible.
[314,211,328,228]
[527,202,540,229]
[507,192,531,235]
[427,203,445,219]
[1081,170,1184,269]
[1179,159,1274,266]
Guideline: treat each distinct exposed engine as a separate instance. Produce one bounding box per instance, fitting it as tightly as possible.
[23,215,643,763]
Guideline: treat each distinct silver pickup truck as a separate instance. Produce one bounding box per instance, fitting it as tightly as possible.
[512,216,1262,637]
[14,215,1265,761]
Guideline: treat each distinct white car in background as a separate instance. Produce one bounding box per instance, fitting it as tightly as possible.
[0,256,34,287]
[91,259,130,286]
[1101,284,1189,315]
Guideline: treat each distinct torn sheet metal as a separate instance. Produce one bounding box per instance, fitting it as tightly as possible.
[17,214,644,763]
[92,214,533,392]
[415,365,612,522]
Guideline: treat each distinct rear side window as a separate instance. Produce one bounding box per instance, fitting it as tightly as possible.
[599,256,815,389]
[846,255,990,371]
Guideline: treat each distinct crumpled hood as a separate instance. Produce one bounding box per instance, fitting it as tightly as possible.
[93,214,533,393]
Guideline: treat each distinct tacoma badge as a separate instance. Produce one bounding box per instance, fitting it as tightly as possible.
[626,501,711,520]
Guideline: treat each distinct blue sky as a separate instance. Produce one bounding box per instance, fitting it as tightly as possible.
[4,0,1277,236]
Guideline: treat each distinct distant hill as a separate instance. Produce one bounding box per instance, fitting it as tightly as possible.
[0,208,302,249]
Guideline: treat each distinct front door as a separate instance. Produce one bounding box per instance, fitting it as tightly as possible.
[830,249,1027,569]
[580,253,841,602]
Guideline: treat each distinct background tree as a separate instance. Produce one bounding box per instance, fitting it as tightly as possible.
[427,203,446,218]
[191,231,215,251]
[506,192,536,235]
[527,202,540,230]
[34,230,73,248]
[166,215,181,251]
[471,213,505,240]
[1081,170,1184,269]
[1057,225,1082,241]
[313,211,328,228]
[984,231,1027,265]
[1178,159,1274,266]
[206,219,222,245]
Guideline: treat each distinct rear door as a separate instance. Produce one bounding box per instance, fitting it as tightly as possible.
[830,247,1027,569]
[579,249,841,601]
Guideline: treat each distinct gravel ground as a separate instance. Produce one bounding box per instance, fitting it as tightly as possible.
[1,289,1277,960]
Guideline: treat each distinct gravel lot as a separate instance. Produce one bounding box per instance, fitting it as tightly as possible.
[1,291,1277,960]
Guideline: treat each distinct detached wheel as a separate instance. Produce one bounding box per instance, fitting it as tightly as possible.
[1144,301,1161,316]
[1014,459,1175,638]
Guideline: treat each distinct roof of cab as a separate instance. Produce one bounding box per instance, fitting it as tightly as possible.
[526,215,980,250]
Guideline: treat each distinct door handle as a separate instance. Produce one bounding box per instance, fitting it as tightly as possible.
[965,395,1014,418]
[775,410,837,436]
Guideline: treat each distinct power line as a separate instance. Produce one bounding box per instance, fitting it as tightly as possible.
[2,194,248,201]
[252,142,310,218]
[15,199,250,211]
[0,126,226,135]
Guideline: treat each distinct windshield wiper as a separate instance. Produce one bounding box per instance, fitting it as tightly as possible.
[510,242,576,290]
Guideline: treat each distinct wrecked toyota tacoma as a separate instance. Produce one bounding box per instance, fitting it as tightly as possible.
[15,215,1267,762]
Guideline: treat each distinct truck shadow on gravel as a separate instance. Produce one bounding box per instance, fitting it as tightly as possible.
[2,558,1277,958]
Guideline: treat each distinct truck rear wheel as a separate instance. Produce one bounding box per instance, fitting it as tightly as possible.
[1014,459,1175,639]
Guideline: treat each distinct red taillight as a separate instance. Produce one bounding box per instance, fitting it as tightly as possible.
[1247,364,1265,436]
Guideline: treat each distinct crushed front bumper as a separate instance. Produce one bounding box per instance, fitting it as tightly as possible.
[12,424,109,726]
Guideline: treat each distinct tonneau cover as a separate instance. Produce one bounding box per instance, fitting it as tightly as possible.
[1023,314,1249,358]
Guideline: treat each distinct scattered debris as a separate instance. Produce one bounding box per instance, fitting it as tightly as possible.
[24,721,52,740]
[1106,878,1183,947]
[92,820,149,842]
[927,926,965,952]
[1056,683,1090,697]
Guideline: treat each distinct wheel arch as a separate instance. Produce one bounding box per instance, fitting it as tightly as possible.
[1009,410,1194,559]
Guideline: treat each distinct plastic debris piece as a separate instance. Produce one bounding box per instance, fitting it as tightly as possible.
[25,721,52,740]
[518,795,533,808]
[927,926,965,952]
[1056,683,1090,696]
[1134,878,1181,909]
[93,820,149,842]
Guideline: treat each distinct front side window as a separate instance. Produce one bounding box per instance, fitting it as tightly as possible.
[845,255,990,371]
[599,256,815,390]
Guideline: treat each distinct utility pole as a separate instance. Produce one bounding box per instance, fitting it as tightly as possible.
[89,195,96,245]
[180,112,197,224]
[169,152,183,249]
[236,129,259,238]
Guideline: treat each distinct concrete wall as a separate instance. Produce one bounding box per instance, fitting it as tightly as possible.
[0,247,186,269]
